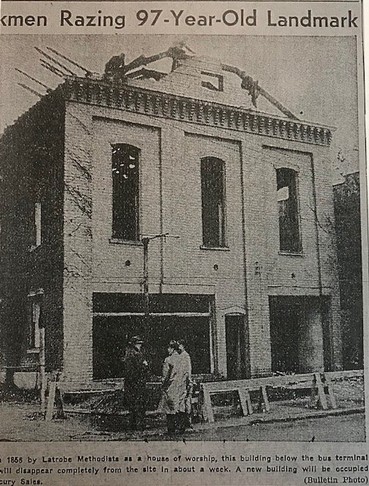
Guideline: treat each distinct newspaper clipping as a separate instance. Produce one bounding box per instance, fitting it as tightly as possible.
[0,0,367,484]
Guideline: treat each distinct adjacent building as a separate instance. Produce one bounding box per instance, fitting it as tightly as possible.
[333,172,363,370]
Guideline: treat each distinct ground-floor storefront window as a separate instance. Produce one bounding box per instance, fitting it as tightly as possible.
[92,293,212,379]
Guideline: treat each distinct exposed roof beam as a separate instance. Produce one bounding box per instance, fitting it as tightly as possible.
[222,63,298,120]
[46,46,92,76]
[125,68,167,81]
[17,83,43,98]
[35,47,77,76]
[40,60,66,78]
[15,68,51,92]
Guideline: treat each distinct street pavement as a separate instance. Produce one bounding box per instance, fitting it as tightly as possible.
[0,400,365,442]
[170,413,366,442]
[0,375,364,442]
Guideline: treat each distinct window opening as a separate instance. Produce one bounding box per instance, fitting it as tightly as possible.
[112,144,140,241]
[201,157,226,248]
[276,168,301,252]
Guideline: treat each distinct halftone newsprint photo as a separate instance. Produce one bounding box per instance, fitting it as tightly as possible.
[0,0,367,484]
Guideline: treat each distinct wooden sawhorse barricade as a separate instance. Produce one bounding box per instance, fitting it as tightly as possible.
[44,372,65,421]
[200,372,337,423]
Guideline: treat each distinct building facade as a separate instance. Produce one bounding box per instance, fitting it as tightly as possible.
[0,51,342,390]
[333,172,363,370]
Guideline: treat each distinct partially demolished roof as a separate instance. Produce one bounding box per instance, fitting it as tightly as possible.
[101,43,298,120]
[6,43,333,147]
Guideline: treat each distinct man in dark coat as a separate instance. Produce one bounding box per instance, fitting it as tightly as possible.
[122,336,149,430]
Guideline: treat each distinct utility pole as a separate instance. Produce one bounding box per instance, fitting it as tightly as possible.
[142,236,151,318]
[141,233,179,319]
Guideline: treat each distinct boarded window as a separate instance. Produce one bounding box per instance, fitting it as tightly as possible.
[112,144,140,241]
[276,168,301,252]
[201,157,226,247]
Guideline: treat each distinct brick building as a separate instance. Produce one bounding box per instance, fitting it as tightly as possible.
[0,47,342,390]
[333,172,362,370]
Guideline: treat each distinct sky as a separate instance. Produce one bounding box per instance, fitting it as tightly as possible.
[0,34,360,179]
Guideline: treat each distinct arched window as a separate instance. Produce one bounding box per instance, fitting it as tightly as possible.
[112,144,140,241]
[201,157,226,248]
[276,167,301,252]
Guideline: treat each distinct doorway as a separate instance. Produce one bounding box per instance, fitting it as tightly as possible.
[269,297,302,373]
[225,315,247,379]
[269,296,326,373]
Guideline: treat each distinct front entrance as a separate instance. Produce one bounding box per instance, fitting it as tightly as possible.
[225,315,248,380]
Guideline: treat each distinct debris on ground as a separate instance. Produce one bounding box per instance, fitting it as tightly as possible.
[0,384,39,404]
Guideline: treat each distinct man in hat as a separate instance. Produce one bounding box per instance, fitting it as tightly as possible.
[159,339,192,436]
[122,335,149,431]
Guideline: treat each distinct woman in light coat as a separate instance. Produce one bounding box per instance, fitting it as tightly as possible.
[160,340,191,435]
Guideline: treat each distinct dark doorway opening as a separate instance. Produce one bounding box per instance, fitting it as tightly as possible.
[269,297,302,373]
[269,296,329,374]
[225,315,248,380]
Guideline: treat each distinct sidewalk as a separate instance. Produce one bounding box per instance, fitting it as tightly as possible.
[93,402,365,441]
[0,373,364,441]
[0,396,364,442]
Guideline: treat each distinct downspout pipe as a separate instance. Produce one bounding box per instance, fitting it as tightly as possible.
[310,154,332,370]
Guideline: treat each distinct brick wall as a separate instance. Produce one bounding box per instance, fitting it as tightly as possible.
[0,91,65,373]
[62,96,341,384]
[0,58,343,389]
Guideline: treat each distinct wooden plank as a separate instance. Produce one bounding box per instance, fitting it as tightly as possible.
[201,386,214,423]
[327,383,337,409]
[310,377,317,408]
[46,380,57,421]
[246,390,253,415]
[289,382,317,390]
[201,373,317,393]
[237,388,249,416]
[55,386,65,419]
[239,388,253,415]
[63,371,344,397]
[205,387,241,394]
[315,373,328,410]
[323,375,337,409]
[260,386,270,412]
[325,369,363,380]
[199,371,342,420]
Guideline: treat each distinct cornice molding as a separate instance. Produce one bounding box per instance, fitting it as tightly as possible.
[63,78,332,147]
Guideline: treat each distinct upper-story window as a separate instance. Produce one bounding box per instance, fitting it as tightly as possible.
[31,202,42,249]
[112,144,140,241]
[276,167,301,253]
[201,71,224,92]
[201,157,226,248]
